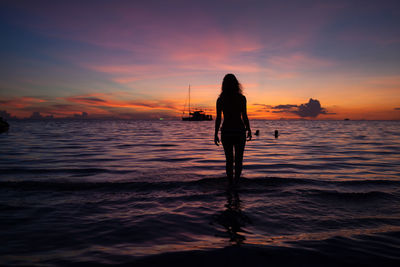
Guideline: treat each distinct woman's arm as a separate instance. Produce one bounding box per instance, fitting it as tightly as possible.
[242,96,252,141]
[214,98,222,146]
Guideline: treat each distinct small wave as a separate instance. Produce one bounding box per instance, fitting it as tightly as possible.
[0,178,225,192]
[248,162,399,170]
[337,179,400,186]
[1,177,399,193]
[131,232,400,267]
[0,180,170,191]
[0,203,27,211]
[305,188,394,201]
[0,168,133,175]
[0,177,284,192]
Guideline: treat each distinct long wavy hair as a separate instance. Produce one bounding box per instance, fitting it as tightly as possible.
[220,73,243,98]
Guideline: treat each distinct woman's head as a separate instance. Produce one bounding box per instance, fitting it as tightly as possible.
[221,73,242,96]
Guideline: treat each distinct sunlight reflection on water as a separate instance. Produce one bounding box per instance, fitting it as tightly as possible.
[0,120,400,264]
[1,120,399,182]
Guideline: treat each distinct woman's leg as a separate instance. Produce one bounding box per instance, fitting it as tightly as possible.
[221,135,234,183]
[234,135,246,180]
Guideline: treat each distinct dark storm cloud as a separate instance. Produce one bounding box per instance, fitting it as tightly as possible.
[253,103,272,108]
[293,98,327,117]
[271,110,290,113]
[68,97,107,104]
[272,104,298,110]
[258,98,332,118]
[269,103,299,114]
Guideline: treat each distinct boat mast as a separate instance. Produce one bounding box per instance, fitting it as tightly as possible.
[188,84,191,115]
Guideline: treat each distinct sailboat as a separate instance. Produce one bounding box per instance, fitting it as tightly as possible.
[182,85,213,121]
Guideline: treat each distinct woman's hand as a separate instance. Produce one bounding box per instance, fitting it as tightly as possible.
[214,135,220,146]
[247,130,252,141]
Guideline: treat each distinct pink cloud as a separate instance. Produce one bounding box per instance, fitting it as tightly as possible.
[267,52,335,69]
[2,93,184,119]
[15,1,340,51]
[8,1,348,88]
[88,65,156,75]
[10,2,332,67]
[162,30,263,63]
[0,96,47,108]
[86,63,202,84]
[65,94,181,112]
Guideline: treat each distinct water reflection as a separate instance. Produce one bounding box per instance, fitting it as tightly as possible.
[214,187,252,245]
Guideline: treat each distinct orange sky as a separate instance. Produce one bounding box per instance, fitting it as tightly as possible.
[1,1,399,120]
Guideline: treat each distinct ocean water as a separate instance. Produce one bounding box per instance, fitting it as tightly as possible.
[0,120,400,266]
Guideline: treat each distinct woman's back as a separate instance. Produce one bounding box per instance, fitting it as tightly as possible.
[218,94,246,131]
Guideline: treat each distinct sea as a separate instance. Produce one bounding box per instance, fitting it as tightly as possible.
[0,120,400,266]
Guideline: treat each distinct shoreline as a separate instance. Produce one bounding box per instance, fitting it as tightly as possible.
[132,232,400,267]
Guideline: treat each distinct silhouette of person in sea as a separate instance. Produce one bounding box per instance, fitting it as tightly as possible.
[214,74,251,185]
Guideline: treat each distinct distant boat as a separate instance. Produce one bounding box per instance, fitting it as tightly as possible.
[182,85,212,121]
[0,118,10,133]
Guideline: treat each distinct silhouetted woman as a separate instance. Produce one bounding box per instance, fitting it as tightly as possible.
[214,74,251,184]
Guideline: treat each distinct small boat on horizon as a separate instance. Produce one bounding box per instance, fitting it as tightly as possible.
[182,85,212,121]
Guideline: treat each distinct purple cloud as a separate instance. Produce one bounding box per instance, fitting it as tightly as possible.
[259,98,333,118]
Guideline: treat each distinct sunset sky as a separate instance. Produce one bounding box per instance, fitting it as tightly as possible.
[1,0,399,120]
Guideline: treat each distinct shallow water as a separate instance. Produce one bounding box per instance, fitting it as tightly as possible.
[1,120,400,265]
